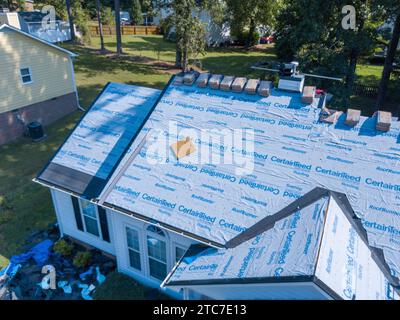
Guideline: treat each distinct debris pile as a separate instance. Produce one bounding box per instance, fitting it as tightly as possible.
[0,225,116,300]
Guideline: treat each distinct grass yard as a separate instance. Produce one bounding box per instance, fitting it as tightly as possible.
[0,111,82,268]
[93,272,170,300]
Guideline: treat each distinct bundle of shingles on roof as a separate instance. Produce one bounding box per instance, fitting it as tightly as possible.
[179,72,273,97]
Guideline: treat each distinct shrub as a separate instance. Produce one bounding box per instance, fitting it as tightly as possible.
[53,238,74,257]
[73,251,92,268]
[236,30,260,47]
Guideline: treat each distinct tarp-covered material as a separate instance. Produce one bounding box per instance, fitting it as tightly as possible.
[102,78,400,278]
[37,83,161,198]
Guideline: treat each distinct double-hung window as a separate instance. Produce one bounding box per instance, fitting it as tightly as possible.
[146,225,167,280]
[175,246,186,263]
[126,227,141,271]
[79,199,100,237]
[20,68,32,84]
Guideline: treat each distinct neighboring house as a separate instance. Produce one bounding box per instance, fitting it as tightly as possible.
[153,6,230,46]
[35,75,400,300]
[24,0,34,12]
[0,24,78,145]
[0,11,71,43]
[379,18,400,50]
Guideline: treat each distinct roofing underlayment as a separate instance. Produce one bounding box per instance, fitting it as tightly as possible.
[37,83,161,198]
[163,194,398,300]
[36,77,400,297]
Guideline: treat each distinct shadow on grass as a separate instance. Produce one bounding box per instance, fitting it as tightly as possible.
[93,271,172,300]
[0,111,83,267]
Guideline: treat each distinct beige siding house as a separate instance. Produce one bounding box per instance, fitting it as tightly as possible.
[0,24,78,145]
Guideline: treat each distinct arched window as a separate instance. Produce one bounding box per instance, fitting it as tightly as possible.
[146,225,167,280]
[147,225,166,237]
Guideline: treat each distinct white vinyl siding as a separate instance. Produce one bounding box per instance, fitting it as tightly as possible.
[0,29,75,113]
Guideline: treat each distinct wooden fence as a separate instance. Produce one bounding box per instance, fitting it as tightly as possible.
[353,83,379,98]
[89,25,160,36]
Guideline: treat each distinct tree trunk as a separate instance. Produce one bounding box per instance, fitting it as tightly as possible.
[66,0,75,42]
[114,0,123,55]
[246,18,256,48]
[182,46,188,72]
[96,0,105,53]
[175,44,182,68]
[376,13,400,109]
[344,14,366,108]
[344,51,359,108]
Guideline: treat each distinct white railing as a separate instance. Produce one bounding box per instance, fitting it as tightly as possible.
[25,21,71,43]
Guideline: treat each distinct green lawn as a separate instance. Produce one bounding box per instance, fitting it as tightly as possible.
[0,111,82,268]
[93,272,171,300]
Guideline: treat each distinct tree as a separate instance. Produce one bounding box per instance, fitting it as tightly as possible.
[66,0,76,42]
[275,0,382,108]
[114,0,123,55]
[96,0,106,52]
[172,0,205,71]
[376,4,400,109]
[131,0,143,25]
[341,1,377,107]
[226,0,279,47]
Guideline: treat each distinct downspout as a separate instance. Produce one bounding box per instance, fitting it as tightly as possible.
[69,56,85,112]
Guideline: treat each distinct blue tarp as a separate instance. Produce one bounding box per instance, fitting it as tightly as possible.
[10,239,53,266]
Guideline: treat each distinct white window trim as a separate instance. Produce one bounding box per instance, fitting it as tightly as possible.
[20,67,33,85]
[78,199,102,239]
[124,224,144,274]
[146,226,169,282]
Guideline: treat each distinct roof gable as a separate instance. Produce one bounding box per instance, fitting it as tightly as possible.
[0,23,76,57]
[163,190,399,300]
[164,195,329,284]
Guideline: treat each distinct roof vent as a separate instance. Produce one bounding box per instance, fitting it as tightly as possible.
[196,73,210,88]
[345,109,361,126]
[231,77,247,93]
[220,76,235,91]
[376,111,392,132]
[258,81,273,97]
[209,74,223,89]
[244,79,260,94]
